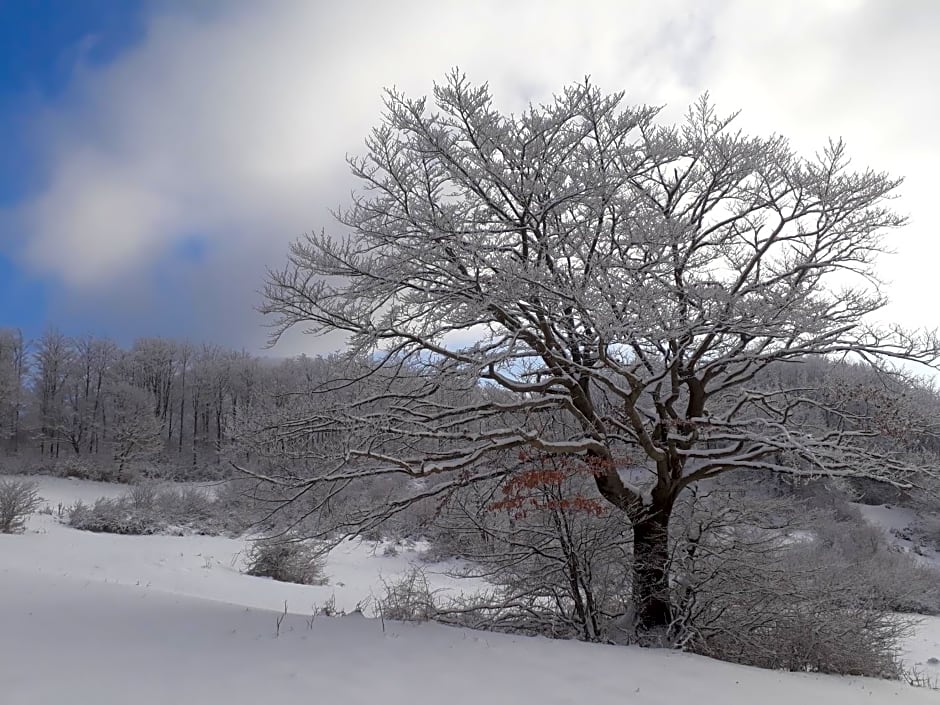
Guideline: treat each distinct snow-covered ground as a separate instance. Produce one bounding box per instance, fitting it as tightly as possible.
[1,475,938,704]
[1,475,480,615]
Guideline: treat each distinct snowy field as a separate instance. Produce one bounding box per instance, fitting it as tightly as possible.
[1,475,938,704]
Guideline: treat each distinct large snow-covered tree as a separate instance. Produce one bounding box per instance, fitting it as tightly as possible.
[261,73,940,632]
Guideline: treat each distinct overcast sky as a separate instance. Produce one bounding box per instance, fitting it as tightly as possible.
[1,0,938,355]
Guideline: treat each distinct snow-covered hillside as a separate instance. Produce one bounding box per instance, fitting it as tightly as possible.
[1,476,938,705]
[853,501,940,570]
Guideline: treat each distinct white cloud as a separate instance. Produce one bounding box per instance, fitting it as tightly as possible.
[5,0,939,350]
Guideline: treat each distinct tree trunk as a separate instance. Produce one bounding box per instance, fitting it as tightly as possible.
[632,505,673,633]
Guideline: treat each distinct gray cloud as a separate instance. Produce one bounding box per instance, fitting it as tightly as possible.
[5,0,939,353]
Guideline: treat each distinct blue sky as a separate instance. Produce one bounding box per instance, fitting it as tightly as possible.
[1,1,939,354]
[0,0,147,338]
[0,1,145,192]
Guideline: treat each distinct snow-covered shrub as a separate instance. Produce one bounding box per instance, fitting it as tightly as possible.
[377,568,437,622]
[244,536,327,585]
[0,479,41,533]
[57,457,138,484]
[155,487,215,528]
[700,598,909,678]
[668,488,913,678]
[211,479,268,534]
[65,482,263,537]
[58,458,103,481]
[809,511,940,615]
[128,483,158,510]
[678,570,911,678]
[68,497,159,535]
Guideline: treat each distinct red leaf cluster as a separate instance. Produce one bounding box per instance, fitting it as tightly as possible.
[489,452,610,519]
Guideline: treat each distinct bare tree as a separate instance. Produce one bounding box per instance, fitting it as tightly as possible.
[0,329,27,453]
[64,336,117,456]
[34,328,73,459]
[260,72,940,632]
[109,382,163,479]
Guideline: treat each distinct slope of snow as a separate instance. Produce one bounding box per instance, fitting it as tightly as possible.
[3,569,937,705]
[19,474,128,506]
[905,615,940,673]
[0,475,937,704]
[852,502,922,536]
[2,475,480,615]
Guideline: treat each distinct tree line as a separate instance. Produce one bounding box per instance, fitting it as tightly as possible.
[0,327,337,478]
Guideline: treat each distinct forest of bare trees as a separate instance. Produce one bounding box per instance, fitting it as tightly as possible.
[0,327,336,480]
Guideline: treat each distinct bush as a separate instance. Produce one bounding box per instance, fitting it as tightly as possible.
[668,489,915,678]
[155,486,215,528]
[211,479,272,534]
[809,513,940,615]
[687,596,910,678]
[244,536,327,585]
[127,483,158,510]
[377,568,438,622]
[65,481,263,537]
[58,458,134,484]
[68,497,159,535]
[0,479,42,533]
